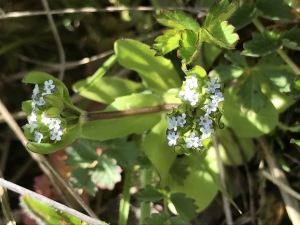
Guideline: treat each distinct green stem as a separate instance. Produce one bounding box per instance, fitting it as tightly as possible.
[139,168,152,225]
[252,18,300,75]
[277,122,300,133]
[119,170,132,225]
[83,104,180,122]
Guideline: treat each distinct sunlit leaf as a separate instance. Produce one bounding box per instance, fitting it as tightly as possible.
[170,193,198,221]
[237,73,267,112]
[209,64,244,83]
[152,29,182,55]
[115,39,181,94]
[243,31,282,57]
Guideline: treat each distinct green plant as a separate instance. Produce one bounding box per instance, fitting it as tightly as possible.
[18,0,300,224]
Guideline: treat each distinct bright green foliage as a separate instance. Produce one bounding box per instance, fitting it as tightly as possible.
[153,0,239,66]
[256,0,293,21]
[228,3,257,30]
[156,10,200,32]
[20,196,93,225]
[115,39,181,94]
[170,193,198,221]
[142,116,177,186]
[237,73,267,112]
[169,159,189,186]
[73,54,117,93]
[254,54,294,92]
[282,28,300,51]
[106,138,140,170]
[209,64,244,83]
[137,185,168,202]
[66,140,122,195]
[222,87,278,138]
[178,29,201,65]
[81,93,162,141]
[290,76,300,98]
[167,148,219,212]
[243,31,282,57]
[217,128,255,166]
[144,213,188,225]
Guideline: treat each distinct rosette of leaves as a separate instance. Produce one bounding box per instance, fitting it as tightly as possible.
[152,0,239,67]
[22,72,83,154]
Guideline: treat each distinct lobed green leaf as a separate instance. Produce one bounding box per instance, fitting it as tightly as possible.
[282,27,300,51]
[256,0,293,21]
[69,168,98,196]
[152,29,182,55]
[178,30,201,65]
[228,3,257,30]
[170,193,198,221]
[137,185,168,202]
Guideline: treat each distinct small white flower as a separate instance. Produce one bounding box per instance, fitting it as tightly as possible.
[50,129,63,141]
[32,84,40,99]
[48,118,61,130]
[44,79,55,95]
[25,120,38,133]
[34,131,43,143]
[200,127,214,139]
[31,100,37,111]
[167,116,178,131]
[36,97,46,106]
[211,91,224,104]
[41,114,51,125]
[204,101,218,115]
[179,88,196,101]
[29,112,37,122]
[199,115,212,129]
[206,78,220,93]
[189,92,199,106]
[185,132,200,148]
[185,74,198,89]
[177,113,186,128]
[167,132,179,146]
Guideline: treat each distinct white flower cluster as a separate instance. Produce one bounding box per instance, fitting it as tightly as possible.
[167,76,224,151]
[24,80,64,143]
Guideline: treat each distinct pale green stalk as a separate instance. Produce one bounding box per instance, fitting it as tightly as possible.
[119,170,132,225]
[139,168,152,225]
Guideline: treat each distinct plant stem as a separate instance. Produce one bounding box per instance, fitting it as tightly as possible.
[277,122,300,132]
[83,104,180,121]
[252,18,300,75]
[119,170,132,225]
[139,168,152,225]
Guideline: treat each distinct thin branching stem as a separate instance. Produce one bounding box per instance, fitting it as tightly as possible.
[0,6,208,20]
[0,178,108,225]
[40,0,65,80]
[118,170,132,225]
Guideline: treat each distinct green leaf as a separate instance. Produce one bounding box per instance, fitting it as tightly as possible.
[106,138,140,170]
[72,54,117,93]
[167,148,219,213]
[27,120,82,154]
[228,3,257,30]
[290,76,300,98]
[137,185,168,202]
[202,42,223,69]
[282,27,300,51]
[224,51,248,67]
[256,0,293,21]
[222,87,278,137]
[152,29,182,55]
[204,0,238,29]
[170,193,198,221]
[44,107,61,118]
[20,196,92,225]
[43,94,64,109]
[178,30,201,65]
[91,154,122,190]
[142,116,177,186]
[65,140,99,168]
[169,159,189,186]
[217,128,255,166]
[81,93,162,141]
[144,213,188,225]
[237,73,267,112]
[69,168,98,196]
[156,10,200,32]
[115,39,181,94]
[203,21,239,49]
[243,31,282,57]
[22,100,33,115]
[73,76,143,104]
[254,54,295,92]
[209,64,244,83]
[23,72,72,104]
